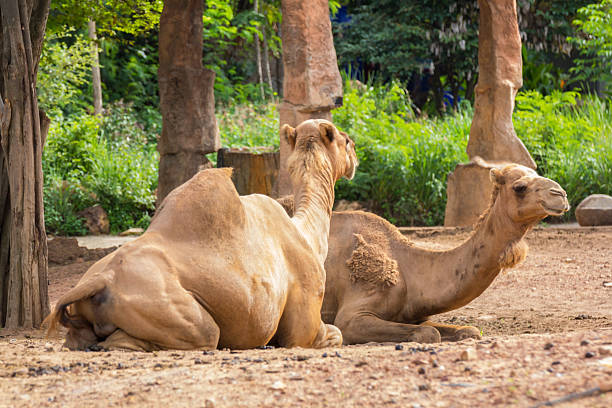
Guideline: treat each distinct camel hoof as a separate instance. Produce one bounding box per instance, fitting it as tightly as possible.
[313,324,343,348]
[455,326,482,340]
[445,326,482,342]
[410,326,441,343]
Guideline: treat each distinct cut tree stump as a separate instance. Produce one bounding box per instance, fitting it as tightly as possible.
[217,148,280,197]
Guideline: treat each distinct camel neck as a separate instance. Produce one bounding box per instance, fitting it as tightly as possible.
[403,199,529,317]
[290,152,335,265]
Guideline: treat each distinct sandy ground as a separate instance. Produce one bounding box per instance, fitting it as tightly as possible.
[1,225,611,407]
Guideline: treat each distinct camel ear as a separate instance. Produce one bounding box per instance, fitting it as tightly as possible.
[318,122,335,145]
[281,124,296,149]
[489,168,505,185]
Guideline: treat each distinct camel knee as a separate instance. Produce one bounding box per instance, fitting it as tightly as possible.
[64,326,98,350]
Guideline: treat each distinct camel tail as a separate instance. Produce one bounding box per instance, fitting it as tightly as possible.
[43,278,106,337]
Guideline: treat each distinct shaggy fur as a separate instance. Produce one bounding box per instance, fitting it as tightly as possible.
[347,234,400,287]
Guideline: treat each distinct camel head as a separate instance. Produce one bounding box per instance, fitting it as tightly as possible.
[281,119,358,182]
[489,164,570,225]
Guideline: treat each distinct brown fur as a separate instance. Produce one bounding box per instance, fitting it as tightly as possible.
[347,234,400,287]
[46,120,358,351]
[276,165,569,345]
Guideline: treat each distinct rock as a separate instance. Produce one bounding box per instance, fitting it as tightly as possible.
[544,342,554,350]
[580,340,590,346]
[119,227,145,237]
[78,205,110,235]
[44,342,54,352]
[575,194,612,226]
[395,344,404,351]
[47,236,116,266]
[460,348,477,361]
[585,351,596,358]
[204,398,215,408]
[598,346,612,356]
[270,381,286,390]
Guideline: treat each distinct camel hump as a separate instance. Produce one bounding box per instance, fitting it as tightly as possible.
[150,168,247,239]
[346,233,400,287]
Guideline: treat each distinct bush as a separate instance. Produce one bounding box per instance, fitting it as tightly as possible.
[43,106,158,235]
[333,80,469,226]
[514,90,612,220]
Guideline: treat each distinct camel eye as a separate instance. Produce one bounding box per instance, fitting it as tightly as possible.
[513,183,527,194]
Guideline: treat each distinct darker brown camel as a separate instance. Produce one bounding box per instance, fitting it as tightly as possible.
[45,119,358,351]
[279,163,569,344]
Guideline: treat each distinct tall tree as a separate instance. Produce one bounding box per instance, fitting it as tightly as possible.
[0,0,51,328]
[157,0,220,204]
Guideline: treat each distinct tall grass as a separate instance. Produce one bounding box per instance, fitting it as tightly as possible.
[42,84,611,234]
[332,81,470,225]
[514,91,612,220]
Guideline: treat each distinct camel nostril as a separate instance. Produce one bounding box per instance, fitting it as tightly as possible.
[550,188,566,197]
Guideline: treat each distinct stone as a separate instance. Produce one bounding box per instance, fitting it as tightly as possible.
[78,205,109,235]
[44,342,54,352]
[270,381,286,390]
[467,0,535,168]
[278,0,343,195]
[444,157,510,227]
[460,348,477,361]
[119,228,144,237]
[575,194,612,226]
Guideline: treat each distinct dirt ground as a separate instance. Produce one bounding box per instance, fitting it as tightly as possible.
[1,225,611,407]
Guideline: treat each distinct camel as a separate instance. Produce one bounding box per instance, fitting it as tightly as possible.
[45,119,358,351]
[278,162,569,344]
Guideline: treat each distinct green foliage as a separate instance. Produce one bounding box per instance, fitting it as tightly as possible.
[333,80,469,225]
[205,1,282,105]
[217,102,279,148]
[522,45,568,94]
[37,29,94,115]
[333,1,479,113]
[48,0,162,36]
[98,37,160,111]
[569,0,612,90]
[43,106,158,235]
[514,90,612,219]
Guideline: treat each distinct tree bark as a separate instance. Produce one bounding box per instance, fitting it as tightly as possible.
[88,20,103,115]
[467,0,535,168]
[0,0,51,328]
[157,0,220,205]
[254,0,265,99]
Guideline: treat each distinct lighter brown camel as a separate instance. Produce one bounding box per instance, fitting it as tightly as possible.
[279,163,569,344]
[45,119,358,351]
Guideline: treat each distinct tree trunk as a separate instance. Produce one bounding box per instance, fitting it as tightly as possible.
[88,20,103,115]
[0,0,51,328]
[157,0,220,205]
[254,0,265,100]
[217,148,279,196]
[262,29,274,94]
[467,0,535,168]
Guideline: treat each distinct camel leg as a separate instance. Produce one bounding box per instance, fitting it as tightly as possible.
[274,288,343,348]
[334,311,441,345]
[98,329,161,352]
[421,321,482,342]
